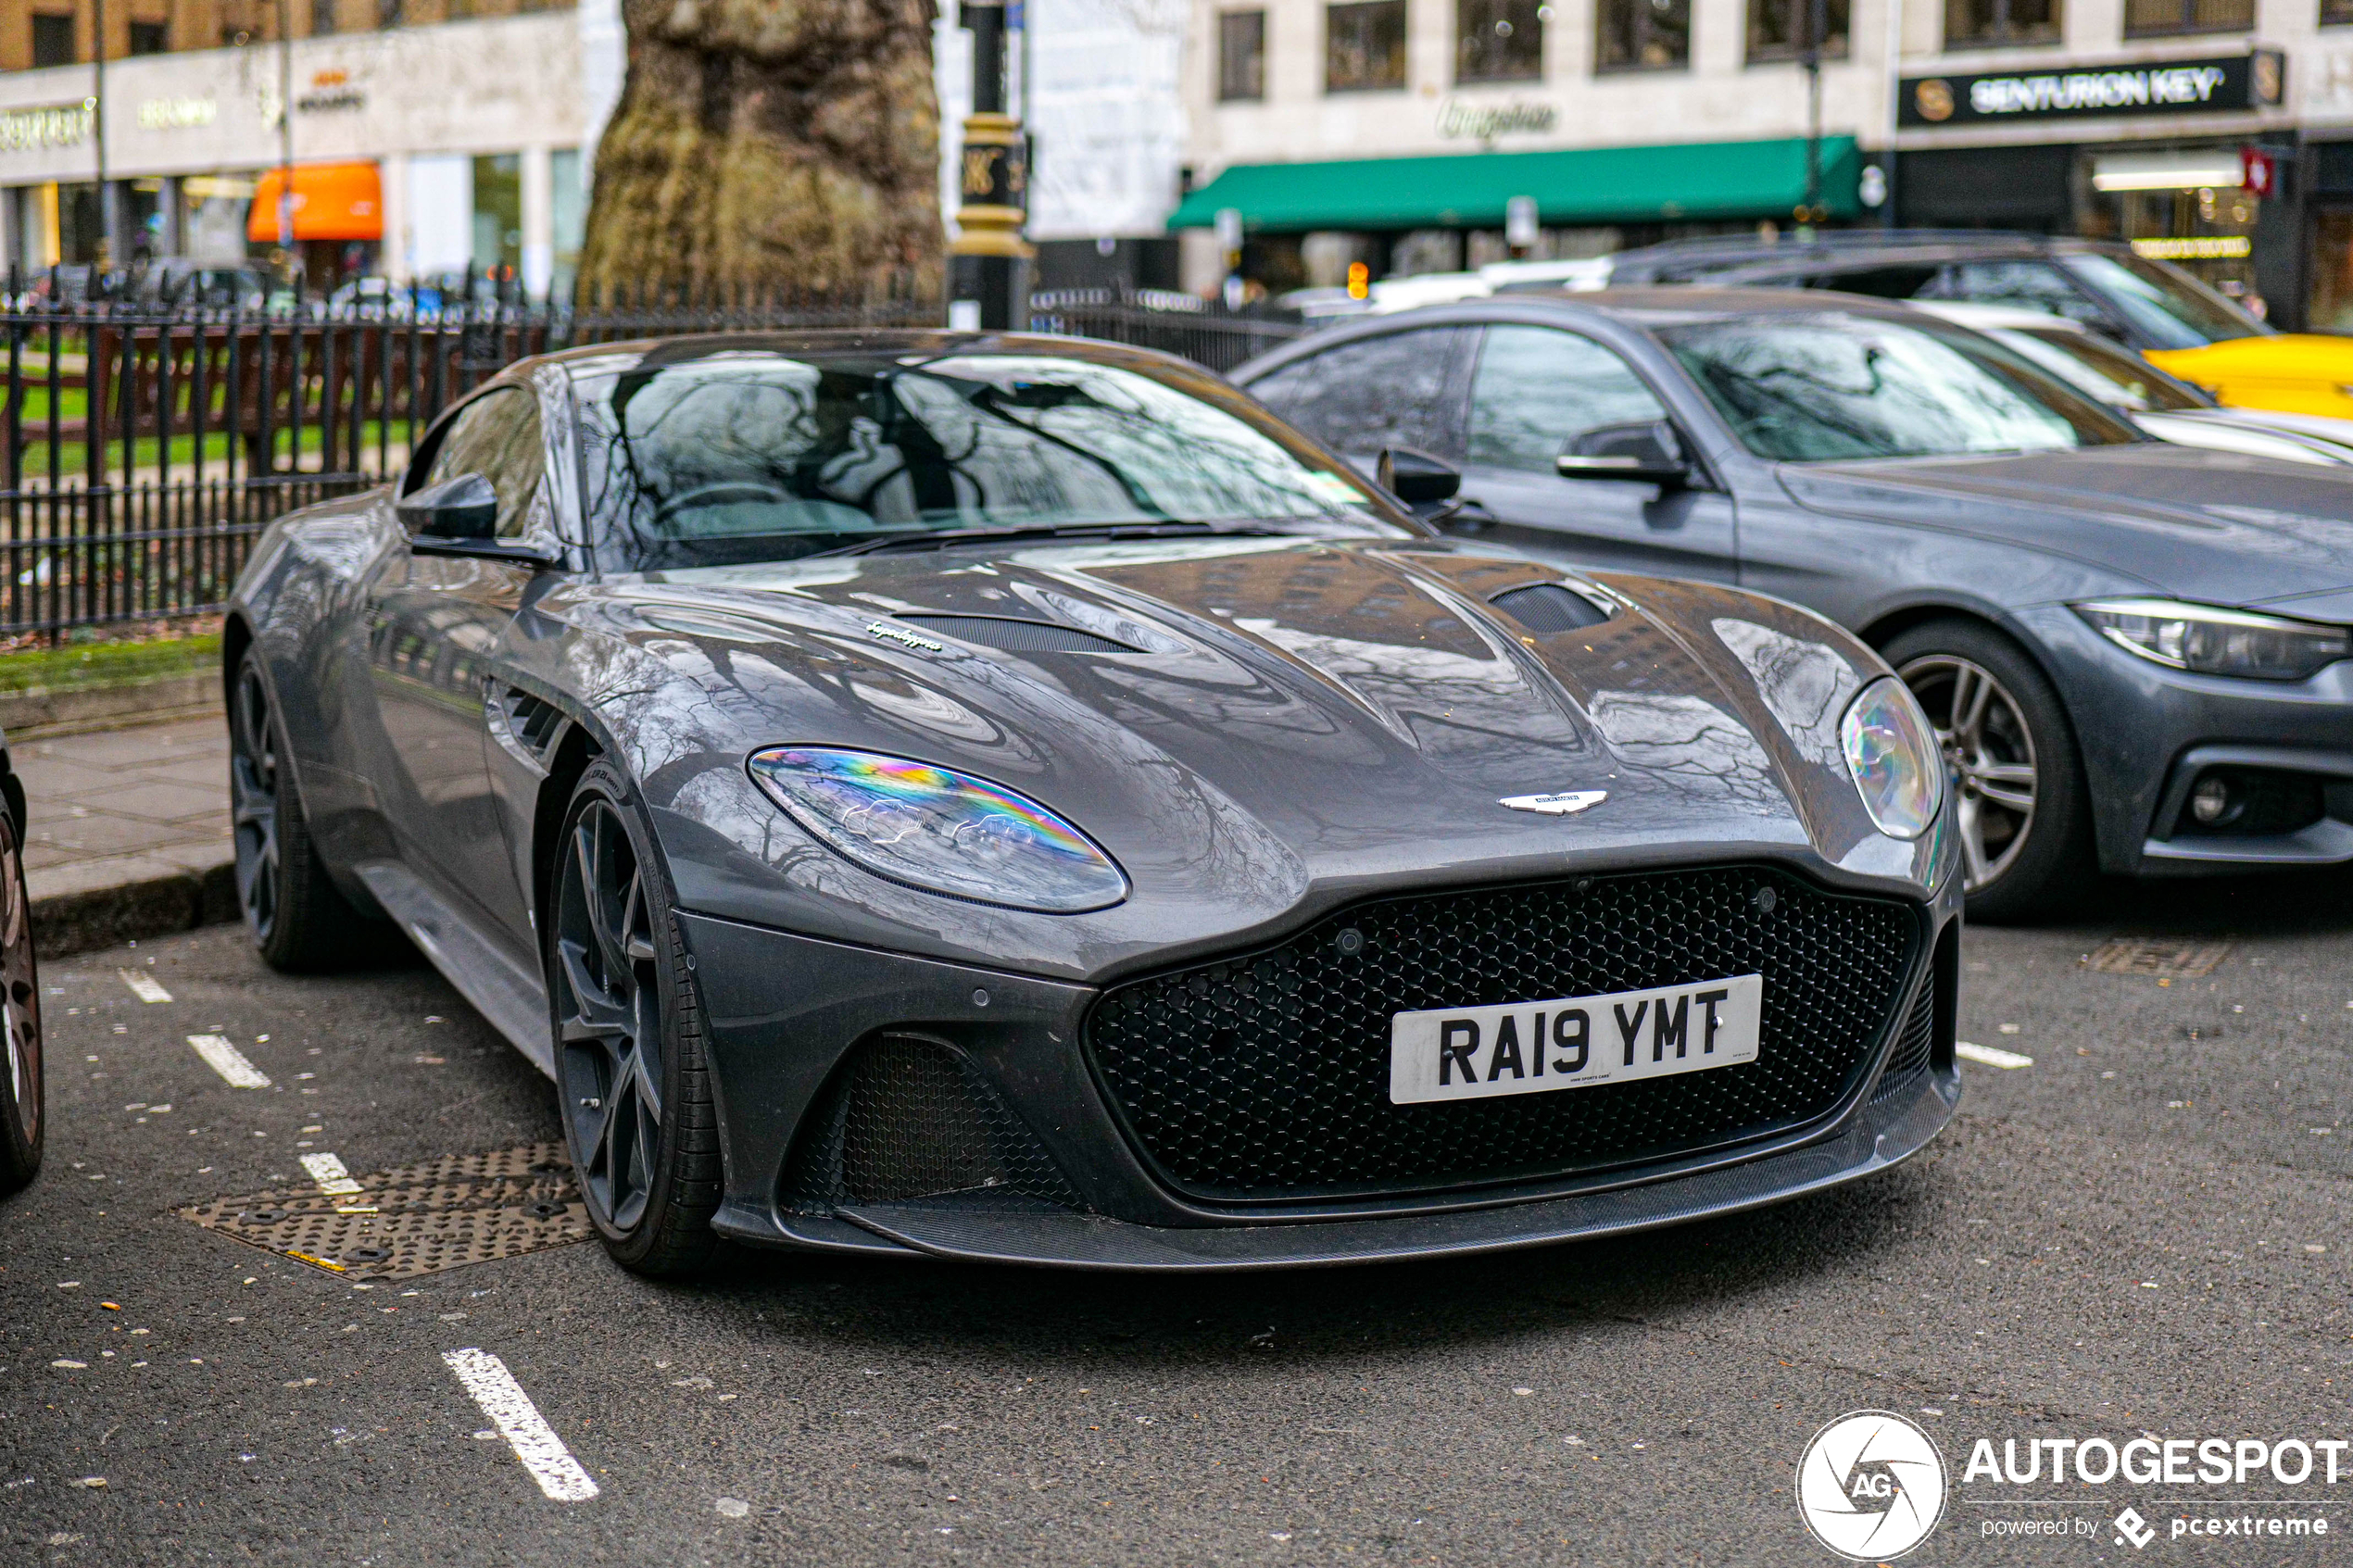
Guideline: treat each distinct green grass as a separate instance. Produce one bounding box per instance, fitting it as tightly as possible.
[0,631,220,694]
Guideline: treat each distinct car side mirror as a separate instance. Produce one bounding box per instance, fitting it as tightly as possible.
[398,472,561,567]
[1377,445,1462,505]
[399,472,497,539]
[1555,421,1689,487]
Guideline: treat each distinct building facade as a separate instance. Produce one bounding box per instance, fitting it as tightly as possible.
[1177,0,2353,329]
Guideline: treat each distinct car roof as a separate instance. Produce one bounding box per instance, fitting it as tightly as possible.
[1424,284,1949,325]
[1607,231,2128,281]
[519,328,1209,378]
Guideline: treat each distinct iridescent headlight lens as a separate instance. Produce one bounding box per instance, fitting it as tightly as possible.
[1840,677,1942,840]
[747,747,1128,913]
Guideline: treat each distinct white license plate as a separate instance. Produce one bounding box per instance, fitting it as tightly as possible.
[1389,973,1764,1105]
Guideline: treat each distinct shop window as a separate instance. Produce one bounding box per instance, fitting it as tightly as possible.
[550,147,585,304]
[472,154,522,282]
[128,19,170,51]
[1220,10,1266,100]
[1944,0,2058,46]
[1327,0,1406,92]
[1748,0,1848,61]
[1597,0,1690,69]
[2328,0,2353,24]
[31,12,75,66]
[1458,0,1544,81]
[2121,0,2252,33]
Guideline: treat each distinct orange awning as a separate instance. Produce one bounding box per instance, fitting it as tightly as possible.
[246,162,383,244]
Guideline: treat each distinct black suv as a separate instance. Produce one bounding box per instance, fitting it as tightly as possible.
[1545,230,2268,353]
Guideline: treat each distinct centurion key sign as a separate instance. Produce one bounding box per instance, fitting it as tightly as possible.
[1900,50,2284,127]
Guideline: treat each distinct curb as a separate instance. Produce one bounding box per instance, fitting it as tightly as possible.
[32,858,240,960]
[0,671,220,740]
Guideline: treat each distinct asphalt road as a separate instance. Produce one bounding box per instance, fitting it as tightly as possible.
[4,874,2352,1567]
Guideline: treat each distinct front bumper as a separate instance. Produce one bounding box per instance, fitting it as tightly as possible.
[2018,604,2353,875]
[678,854,1962,1270]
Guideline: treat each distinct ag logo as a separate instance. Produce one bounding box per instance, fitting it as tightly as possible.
[1914,78,1956,121]
[1795,1411,1947,1561]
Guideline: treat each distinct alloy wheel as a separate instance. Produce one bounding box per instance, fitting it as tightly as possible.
[230,663,283,942]
[1898,653,2038,893]
[552,801,665,1233]
[0,819,37,1151]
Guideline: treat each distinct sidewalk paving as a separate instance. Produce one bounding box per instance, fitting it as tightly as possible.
[13,712,234,956]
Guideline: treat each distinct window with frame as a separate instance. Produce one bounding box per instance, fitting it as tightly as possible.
[1458,0,1544,82]
[1220,9,1267,100]
[1327,0,1407,92]
[422,388,544,539]
[128,19,170,51]
[2329,0,2353,25]
[1747,0,1848,61]
[1466,327,1669,474]
[1246,328,1473,461]
[1596,0,1690,69]
[2121,0,2252,35]
[31,12,75,65]
[1943,0,2058,46]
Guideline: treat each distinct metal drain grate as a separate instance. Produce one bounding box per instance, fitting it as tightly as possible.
[177,1143,591,1280]
[2083,939,2234,980]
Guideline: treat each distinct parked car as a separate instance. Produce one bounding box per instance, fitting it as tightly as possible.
[0,724,41,1197]
[134,260,271,312]
[1555,231,2353,420]
[227,331,1960,1276]
[1910,302,2353,466]
[1233,289,2353,917]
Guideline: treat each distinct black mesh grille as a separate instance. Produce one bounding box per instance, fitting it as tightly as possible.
[1871,976,1937,1105]
[1490,583,1610,634]
[1085,865,1920,1202]
[782,1035,1083,1210]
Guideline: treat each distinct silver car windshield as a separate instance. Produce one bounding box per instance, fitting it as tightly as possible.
[1997,327,2210,413]
[573,347,1401,569]
[2057,253,2271,349]
[1658,313,2145,462]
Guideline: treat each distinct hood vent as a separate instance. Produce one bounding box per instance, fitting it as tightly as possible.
[1489,583,1611,635]
[894,614,1139,654]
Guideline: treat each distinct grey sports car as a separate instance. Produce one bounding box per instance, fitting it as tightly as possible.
[226,332,1960,1276]
[1236,290,2353,919]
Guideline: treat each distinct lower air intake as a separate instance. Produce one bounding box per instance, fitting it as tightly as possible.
[782,1035,1081,1210]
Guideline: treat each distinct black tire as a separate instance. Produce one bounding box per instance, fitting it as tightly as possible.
[231,650,378,972]
[0,803,43,1195]
[547,759,722,1277]
[1882,618,2092,923]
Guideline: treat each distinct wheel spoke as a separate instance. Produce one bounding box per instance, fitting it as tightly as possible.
[1975,777,2037,814]
[1953,667,1993,746]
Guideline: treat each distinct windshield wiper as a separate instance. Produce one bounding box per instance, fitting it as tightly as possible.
[811,521,1295,558]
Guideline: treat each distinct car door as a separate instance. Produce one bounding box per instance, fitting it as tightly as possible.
[1454,323,1738,582]
[1241,325,1476,474]
[360,384,549,960]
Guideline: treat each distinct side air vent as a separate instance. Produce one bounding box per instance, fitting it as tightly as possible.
[486,682,571,775]
[780,1035,1084,1210]
[896,614,1139,655]
[1490,583,1611,635]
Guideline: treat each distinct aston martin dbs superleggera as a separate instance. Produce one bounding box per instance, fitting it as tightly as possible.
[225,331,1960,1276]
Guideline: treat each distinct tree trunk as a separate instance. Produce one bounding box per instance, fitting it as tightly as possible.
[578,0,943,304]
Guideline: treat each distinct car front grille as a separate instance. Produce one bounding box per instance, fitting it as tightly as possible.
[1085,865,1922,1203]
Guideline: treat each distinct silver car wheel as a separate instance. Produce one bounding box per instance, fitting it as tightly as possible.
[1898,653,2038,892]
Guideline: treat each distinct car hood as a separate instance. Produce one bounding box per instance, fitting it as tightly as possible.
[538,536,1926,978]
[1778,445,2353,608]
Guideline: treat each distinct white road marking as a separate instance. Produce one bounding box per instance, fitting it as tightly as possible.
[441,1349,599,1502]
[298,1152,366,1198]
[120,970,171,1004]
[1957,1041,2033,1070]
[187,1035,271,1088]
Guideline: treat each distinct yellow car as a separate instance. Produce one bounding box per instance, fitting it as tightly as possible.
[1599,234,2353,417]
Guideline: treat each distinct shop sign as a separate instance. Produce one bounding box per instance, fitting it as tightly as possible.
[296,69,365,115]
[137,97,218,131]
[0,99,95,154]
[1436,97,1558,140]
[2131,235,2252,260]
[1901,50,2284,127]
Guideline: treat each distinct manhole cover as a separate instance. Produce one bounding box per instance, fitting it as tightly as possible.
[178,1143,590,1279]
[2083,938,2234,979]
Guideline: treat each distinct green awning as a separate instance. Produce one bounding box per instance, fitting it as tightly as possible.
[1169,135,1862,232]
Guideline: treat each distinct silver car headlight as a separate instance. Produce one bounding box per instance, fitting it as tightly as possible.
[1840,677,1942,840]
[747,746,1129,913]
[2075,598,2350,683]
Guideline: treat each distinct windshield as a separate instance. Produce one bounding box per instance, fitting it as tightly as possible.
[1659,312,2143,462]
[1995,327,2210,412]
[573,347,1403,570]
[2058,253,2271,349]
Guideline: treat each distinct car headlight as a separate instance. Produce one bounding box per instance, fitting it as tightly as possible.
[746,746,1128,913]
[1841,677,1942,840]
[2075,598,2350,682]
